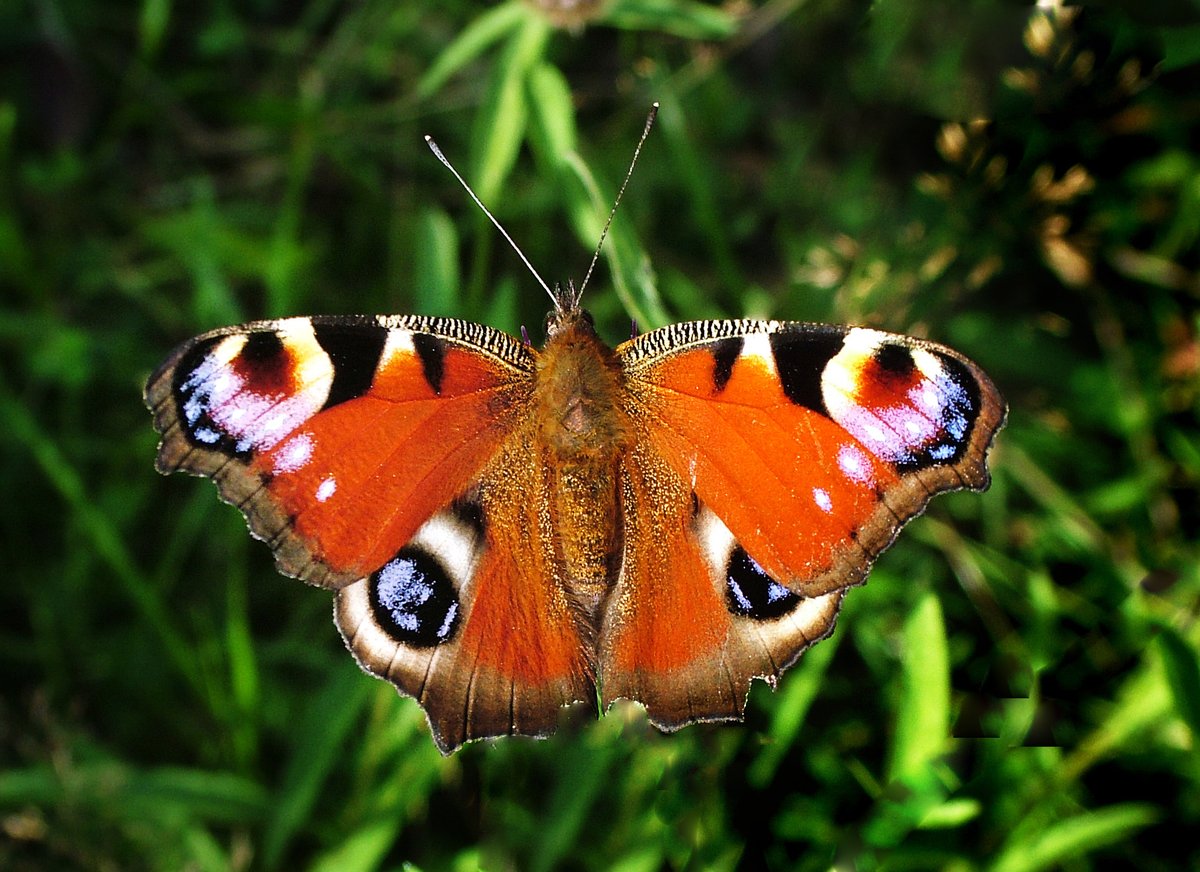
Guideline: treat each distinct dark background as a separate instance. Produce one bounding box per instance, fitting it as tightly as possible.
[3,1,1199,869]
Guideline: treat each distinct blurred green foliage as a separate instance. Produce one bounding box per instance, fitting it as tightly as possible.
[2,1,1199,869]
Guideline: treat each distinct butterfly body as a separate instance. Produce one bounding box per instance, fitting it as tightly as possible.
[529,311,630,618]
[147,296,1004,753]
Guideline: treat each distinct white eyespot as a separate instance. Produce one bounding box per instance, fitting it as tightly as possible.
[181,326,336,454]
[375,558,428,632]
[407,509,485,593]
[315,476,337,502]
[813,487,833,513]
[380,330,417,367]
[837,444,873,485]
[739,333,779,377]
[821,331,963,464]
[693,504,738,580]
[274,433,314,474]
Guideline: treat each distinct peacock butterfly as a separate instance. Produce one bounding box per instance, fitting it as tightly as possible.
[145,121,1005,754]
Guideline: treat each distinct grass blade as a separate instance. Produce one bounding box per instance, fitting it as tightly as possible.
[888,591,950,784]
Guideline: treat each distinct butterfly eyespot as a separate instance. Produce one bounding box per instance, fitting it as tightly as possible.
[368,548,462,648]
[710,337,742,393]
[241,330,287,363]
[229,331,297,397]
[410,334,446,395]
[772,329,845,413]
[724,547,801,620]
[873,341,916,377]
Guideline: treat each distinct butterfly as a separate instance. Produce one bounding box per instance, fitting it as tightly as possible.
[145,119,1005,754]
[145,282,1004,753]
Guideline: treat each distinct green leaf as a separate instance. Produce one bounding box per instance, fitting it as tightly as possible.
[414,207,461,317]
[917,797,983,829]
[127,767,269,821]
[652,96,742,299]
[527,63,578,163]
[990,805,1159,872]
[262,669,375,868]
[1155,624,1200,738]
[607,0,738,39]
[1160,25,1200,72]
[311,817,403,872]
[469,15,550,206]
[531,739,620,872]
[748,630,841,787]
[0,379,207,705]
[1059,658,1172,783]
[888,591,950,784]
[138,0,173,59]
[224,549,259,769]
[558,149,669,328]
[0,765,62,805]
[416,1,528,99]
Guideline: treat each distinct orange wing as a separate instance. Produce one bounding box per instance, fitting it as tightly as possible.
[146,315,594,752]
[600,320,1005,729]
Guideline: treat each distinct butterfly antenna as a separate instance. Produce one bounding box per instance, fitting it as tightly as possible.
[575,102,659,306]
[424,135,555,307]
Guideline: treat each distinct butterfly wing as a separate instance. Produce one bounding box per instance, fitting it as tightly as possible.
[601,320,1005,729]
[146,315,595,752]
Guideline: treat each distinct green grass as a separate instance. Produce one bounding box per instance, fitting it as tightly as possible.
[3,1,1199,869]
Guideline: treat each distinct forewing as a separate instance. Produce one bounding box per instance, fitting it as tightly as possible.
[146,315,532,585]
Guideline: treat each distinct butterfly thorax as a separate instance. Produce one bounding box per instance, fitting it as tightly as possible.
[533,308,631,618]
[535,309,630,462]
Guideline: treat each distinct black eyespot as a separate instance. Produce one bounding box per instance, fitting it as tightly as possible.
[711,337,742,393]
[411,334,446,395]
[771,329,845,414]
[172,337,251,458]
[241,330,286,364]
[874,342,915,376]
[725,547,800,620]
[313,322,387,408]
[893,352,982,472]
[369,548,461,647]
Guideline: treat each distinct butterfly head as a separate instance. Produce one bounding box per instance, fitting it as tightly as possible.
[544,279,595,340]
